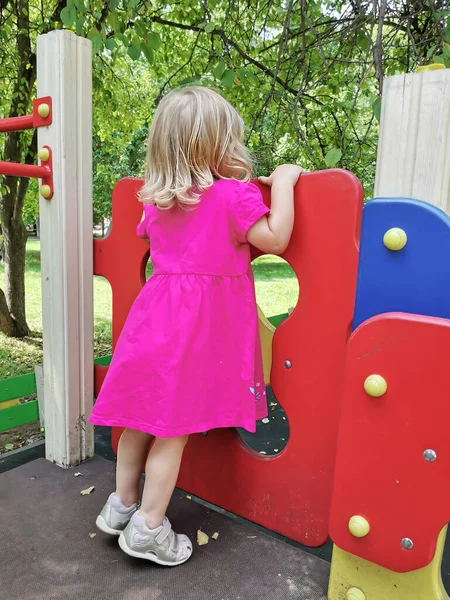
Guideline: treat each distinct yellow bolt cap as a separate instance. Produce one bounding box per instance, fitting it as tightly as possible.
[416,64,446,73]
[40,184,52,199]
[38,103,50,118]
[383,227,407,251]
[38,147,50,161]
[349,516,370,538]
[347,588,366,600]
[364,374,387,397]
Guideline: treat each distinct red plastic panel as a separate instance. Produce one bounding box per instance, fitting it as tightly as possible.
[101,171,362,546]
[176,170,363,546]
[93,178,149,395]
[330,313,450,572]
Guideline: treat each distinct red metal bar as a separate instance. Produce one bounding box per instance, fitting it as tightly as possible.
[0,114,34,133]
[0,96,52,133]
[0,161,50,179]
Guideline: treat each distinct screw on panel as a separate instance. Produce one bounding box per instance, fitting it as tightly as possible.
[401,538,414,550]
[284,360,292,369]
[423,449,437,462]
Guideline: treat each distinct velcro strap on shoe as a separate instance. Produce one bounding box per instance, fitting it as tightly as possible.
[155,518,172,545]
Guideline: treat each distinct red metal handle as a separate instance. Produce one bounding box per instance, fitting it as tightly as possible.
[0,96,52,134]
[0,115,34,133]
[0,161,50,179]
[0,145,53,200]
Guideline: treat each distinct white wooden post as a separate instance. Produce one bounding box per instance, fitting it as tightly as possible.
[375,69,450,211]
[37,31,94,467]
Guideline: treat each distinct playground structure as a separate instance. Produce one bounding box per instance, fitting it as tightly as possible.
[1,30,450,600]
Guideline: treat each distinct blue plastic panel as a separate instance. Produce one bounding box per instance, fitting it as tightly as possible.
[353,198,450,329]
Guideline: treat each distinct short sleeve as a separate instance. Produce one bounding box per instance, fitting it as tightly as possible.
[136,206,150,240]
[230,182,270,243]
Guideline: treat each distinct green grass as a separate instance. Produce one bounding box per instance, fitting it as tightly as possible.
[0,241,298,379]
[253,254,299,318]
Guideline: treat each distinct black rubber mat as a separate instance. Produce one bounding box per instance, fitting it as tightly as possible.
[237,386,290,455]
[0,456,329,600]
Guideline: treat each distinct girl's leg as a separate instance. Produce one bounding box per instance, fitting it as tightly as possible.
[139,435,189,528]
[115,428,153,506]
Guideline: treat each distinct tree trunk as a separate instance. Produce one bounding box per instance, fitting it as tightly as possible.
[0,0,35,337]
[0,189,30,336]
[0,0,66,337]
[0,288,15,336]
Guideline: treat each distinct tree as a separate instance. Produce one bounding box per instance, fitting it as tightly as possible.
[0,0,69,336]
[1,0,449,337]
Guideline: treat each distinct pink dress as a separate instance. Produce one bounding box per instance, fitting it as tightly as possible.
[89,179,269,437]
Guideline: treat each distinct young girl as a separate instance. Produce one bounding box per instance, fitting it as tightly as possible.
[89,86,302,566]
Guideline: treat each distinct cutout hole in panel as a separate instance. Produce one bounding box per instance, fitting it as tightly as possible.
[236,256,299,456]
[145,254,154,281]
[94,276,112,359]
[252,254,299,326]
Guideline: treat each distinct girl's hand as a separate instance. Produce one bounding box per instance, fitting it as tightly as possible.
[258,164,304,187]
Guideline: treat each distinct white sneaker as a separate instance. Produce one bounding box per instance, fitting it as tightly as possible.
[95,494,139,536]
[119,513,193,566]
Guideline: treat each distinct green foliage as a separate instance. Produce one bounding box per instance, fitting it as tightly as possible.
[372,97,382,123]
[22,180,39,227]
[324,148,342,168]
[2,0,445,216]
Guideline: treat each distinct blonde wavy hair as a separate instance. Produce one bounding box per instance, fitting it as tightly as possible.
[140,86,253,209]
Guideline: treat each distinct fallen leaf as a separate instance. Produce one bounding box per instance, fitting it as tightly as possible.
[186,495,192,500]
[262,418,270,424]
[74,472,82,477]
[260,451,267,455]
[197,530,209,546]
[80,486,95,496]
[5,443,14,451]
[212,532,219,541]
[89,533,97,539]
[274,449,279,453]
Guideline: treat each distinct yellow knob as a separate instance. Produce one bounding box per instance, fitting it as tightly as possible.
[38,147,50,161]
[364,374,387,397]
[416,64,445,73]
[349,516,370,538]
[38,103,50,118]
[383,228,407,251]
[347,588,366,600]
[40,184,52,199]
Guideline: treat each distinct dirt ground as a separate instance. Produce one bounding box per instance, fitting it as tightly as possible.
[0,422,43,455]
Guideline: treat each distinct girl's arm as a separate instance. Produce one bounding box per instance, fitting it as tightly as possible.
[247,164,302,255]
